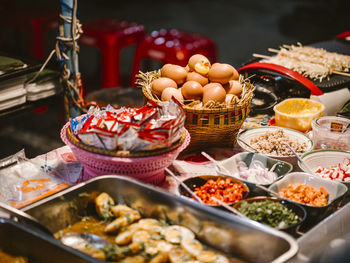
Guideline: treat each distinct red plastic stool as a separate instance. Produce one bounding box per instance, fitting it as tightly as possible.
[79,19,145,89]
[130,29,217,86]
[0,2,58,59]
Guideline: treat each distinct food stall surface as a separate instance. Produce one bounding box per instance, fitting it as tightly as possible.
[0,0,349,261]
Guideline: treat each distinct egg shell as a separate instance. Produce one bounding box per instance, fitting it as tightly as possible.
[226,80,242,97]
[208,63,235,84]
[161,87,184,103]
[151,77,178,97]
[161,64,187,85]
[225,93,239,105]
[203,84,226,104]
[192,102,203,109]
[203,82,224,93]
[232,67,239,80]
[186,72,209,86]
[181,81,203,100]
[188,54,211,71]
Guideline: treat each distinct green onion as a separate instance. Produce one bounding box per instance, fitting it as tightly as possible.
[237,200,300,229]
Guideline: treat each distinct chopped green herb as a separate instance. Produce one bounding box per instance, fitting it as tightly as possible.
[102,244,120,260]
[158,218,169,227]
[124,213,132,224]
[237,200,300,229]
[101,210,114,221]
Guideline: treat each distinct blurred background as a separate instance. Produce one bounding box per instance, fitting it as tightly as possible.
[0,0,349,159]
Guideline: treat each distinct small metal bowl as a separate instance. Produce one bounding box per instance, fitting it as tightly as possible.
[178,175,250,208]
[232,196,306,237]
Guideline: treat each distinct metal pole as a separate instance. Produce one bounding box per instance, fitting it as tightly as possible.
[60,0,82,119]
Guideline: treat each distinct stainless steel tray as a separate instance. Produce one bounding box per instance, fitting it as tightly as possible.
[0,217,97,262]
[287,202,350,262]
[22,175,298,263]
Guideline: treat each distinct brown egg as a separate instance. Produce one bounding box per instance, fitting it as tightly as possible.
[188,54,211,75]
[202,84,226,104]
[203,82,224,93]
[181,81,203,100]
[161,64,187,85]
[208,63,235,84]
[232,67,239,80]
[226,80,243,97]
[161,87,184,103]
[151,77,177,97]
[186,72,209,86]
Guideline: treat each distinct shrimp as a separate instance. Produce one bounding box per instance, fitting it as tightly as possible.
[115,223,140,245]
[104,212,141,233]
[149,251,169,263]
[95,192,115,219]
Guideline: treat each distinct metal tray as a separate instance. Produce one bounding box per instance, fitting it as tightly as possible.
[0,217,98,263]
[287,202,350,262]
[22,175,298,263]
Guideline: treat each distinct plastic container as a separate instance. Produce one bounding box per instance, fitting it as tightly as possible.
[274,98,324,132]
[311,116,350,151]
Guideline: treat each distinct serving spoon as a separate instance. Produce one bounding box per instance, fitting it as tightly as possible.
[164,167,246,217]
[0,201,111,251]
[285,143,316,176]
[165,168,203,203]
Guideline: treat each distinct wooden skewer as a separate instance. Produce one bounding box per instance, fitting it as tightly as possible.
[268,48,280,53]
[332,70,350,77]
[252,53,271,59]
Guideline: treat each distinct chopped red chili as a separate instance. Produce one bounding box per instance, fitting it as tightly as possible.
[193,178,246,205]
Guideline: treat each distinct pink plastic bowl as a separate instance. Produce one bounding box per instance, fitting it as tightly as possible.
[60,121,190,185]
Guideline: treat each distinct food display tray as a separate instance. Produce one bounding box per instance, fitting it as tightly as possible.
[0,217,97,262]
[287,202,350,262]
[22,175,298,263]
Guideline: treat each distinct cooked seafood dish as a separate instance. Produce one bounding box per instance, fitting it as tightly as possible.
[0,249,27,263]
[55,192,231,262]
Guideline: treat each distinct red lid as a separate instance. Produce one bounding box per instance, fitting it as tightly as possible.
[238,62,323,96]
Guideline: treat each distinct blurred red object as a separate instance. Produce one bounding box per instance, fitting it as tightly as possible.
[79,19,145,89]
[337,31,350,39]
[0,2,58,59]
[130,29,217,86]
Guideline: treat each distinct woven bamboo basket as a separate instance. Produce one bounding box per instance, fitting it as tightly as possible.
[139,70,255,151]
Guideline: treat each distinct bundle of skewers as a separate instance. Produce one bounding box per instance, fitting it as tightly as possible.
[253,43,350,82]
